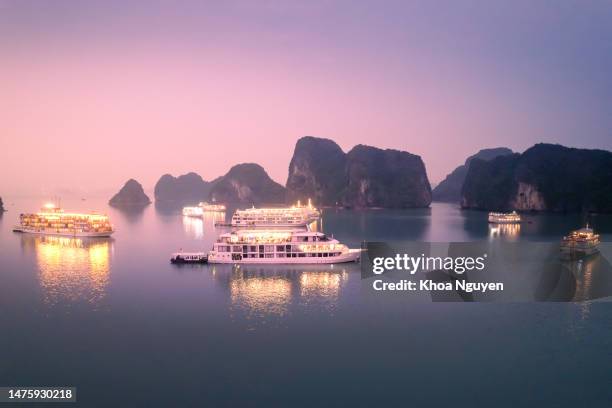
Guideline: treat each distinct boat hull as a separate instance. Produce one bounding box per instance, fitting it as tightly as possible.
[208,249,362,264]
[12,227,114,238]
[488,219,520,224]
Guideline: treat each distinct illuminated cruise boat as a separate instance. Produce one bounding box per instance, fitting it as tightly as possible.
[183,202,226,217]
[13,203,114,237]
[230,200,320,227]
[182,206,203,217]
[560,226,600,258]
[488,211,521,224]
[207,229,361,264]
[199,202,226,212]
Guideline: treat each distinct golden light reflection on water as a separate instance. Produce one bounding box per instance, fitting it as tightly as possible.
[182,212,225,238]
[229,270,292,316]
[568,256,597,319]
[488,224,521,240]
[299,271,348,300]
[182,216,204,239]
[22,235,111,307]
[215,266,350,321]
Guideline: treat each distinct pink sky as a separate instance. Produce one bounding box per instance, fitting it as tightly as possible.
[2,1,611,197]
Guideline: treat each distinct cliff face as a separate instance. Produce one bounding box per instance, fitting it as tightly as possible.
[154,172,212,204]
[209,163,286,205]
[109,179,151,207]
[343,145,431,208]
[286,136,347,206]
[432,147,513,202]
[0,196,5,212]
[286,136,432,208]
[462,144,612,212]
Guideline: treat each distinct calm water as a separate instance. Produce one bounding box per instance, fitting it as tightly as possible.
[0,199,611,407]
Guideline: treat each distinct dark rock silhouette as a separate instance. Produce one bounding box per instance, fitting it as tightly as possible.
[209,163,286,205]
[432,147,513,202]
[154,172,213,204]
[462,143,612,213]
[109,179,151,207]
[286,136,431,208]
[0,196,4,212]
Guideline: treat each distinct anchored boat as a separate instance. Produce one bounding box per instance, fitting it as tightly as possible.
[170,252,208,264]
[13,203,114,237]
[560,226,600,259]
[207,229,361,264]
[230,200,320,228]
[488,211,521,224]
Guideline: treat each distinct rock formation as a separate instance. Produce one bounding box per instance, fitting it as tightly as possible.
[0,196,5,212]
[432,147,513,202]
[109,179,151,207]
[286,136,432,208]
[209,163,286,204]
[154,172,212,204]
[461,144,612,212]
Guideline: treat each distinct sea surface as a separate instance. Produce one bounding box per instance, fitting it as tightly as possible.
[0,198,611,407]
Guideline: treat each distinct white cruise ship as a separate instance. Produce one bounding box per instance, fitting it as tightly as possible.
[207,229,361,264]
[199,202,226,212]
[13,203,114,237]
[488,211,521,224]
[230,200,320,227]
[183,202,226,217]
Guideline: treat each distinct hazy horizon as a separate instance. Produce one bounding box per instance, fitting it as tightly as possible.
[2,0,612,197]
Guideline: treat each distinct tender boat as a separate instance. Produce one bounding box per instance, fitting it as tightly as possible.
[560,226,600,259]
[488,211,521,224]
[207,229,361,264]
[230,200,320,227]
[170,252,208,264]
[13,203,114,237]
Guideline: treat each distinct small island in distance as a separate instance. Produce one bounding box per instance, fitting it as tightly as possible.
[108,137,612,213]
[109,179,151,208]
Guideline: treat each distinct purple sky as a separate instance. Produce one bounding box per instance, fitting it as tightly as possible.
[1,0,611,197]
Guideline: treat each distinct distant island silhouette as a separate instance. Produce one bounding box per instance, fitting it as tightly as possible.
[108,137,612,212]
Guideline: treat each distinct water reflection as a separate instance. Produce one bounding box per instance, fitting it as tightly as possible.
[182,216,204,239]
[229,269,292,316]
[210,265,352,321]
[112,205,147,224]
[20,235,112,308]
[299,271,348,300]
[488,224,521,241]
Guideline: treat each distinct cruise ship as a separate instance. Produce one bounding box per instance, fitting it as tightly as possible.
[207,229,361,264]
[13,203,114,237]
[560,226,600,258]
[182,206,203,217]
[183,202,226,217]
[230,200,320,227]
[199,202,226,212]
[488,211,521,224]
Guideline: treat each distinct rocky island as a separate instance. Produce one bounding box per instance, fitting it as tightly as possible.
[109,179,151,207]
[209,163,286,204]
[286,136,431,208]
[432,147,513,202]
[154,172,213,204]
[461,143,612,213]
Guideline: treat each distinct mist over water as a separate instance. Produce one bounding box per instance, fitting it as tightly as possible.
[0,198,611,406]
